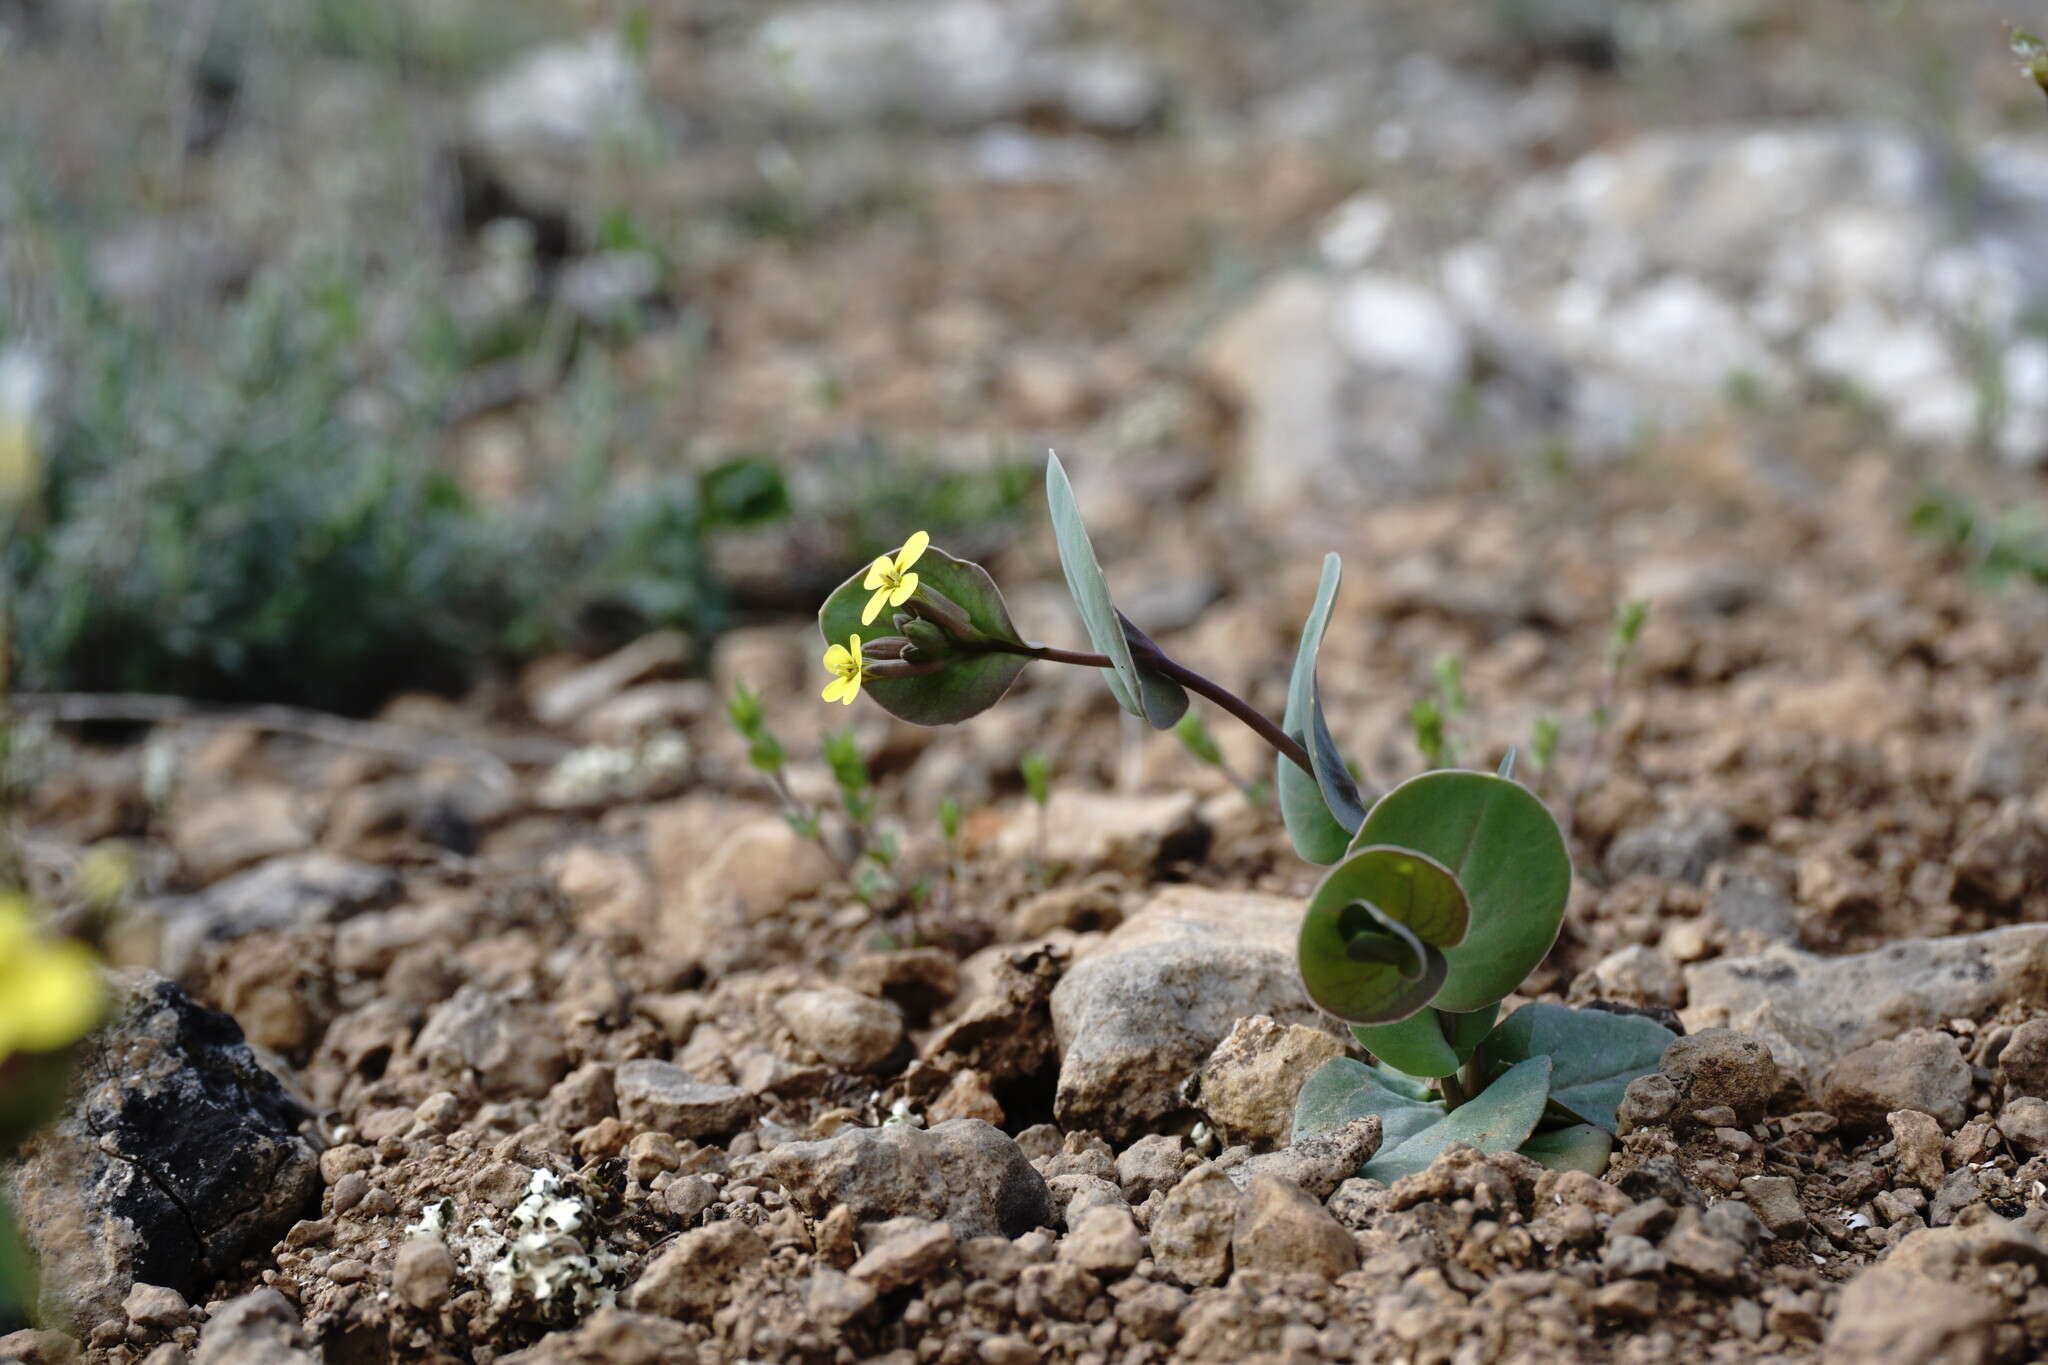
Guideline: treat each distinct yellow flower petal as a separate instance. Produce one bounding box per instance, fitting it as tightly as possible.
[823,642,853,672]
[895,530,930,574]
[823,676,853,704]
[836,682,860,705]
[848,634,862,656]
[888,572,919,607]
[862,556,896,591]
[861,588,888,626]
[3,941,103,1054]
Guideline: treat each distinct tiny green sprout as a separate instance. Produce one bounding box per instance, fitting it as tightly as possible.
[937,797,962,847]
[1409,697,1447,769]
[2015,27,2048,101]
[1020,751,1051,809]
[814,452,1674,1184]
[1530,716,1561,774]
[823,728,875,828]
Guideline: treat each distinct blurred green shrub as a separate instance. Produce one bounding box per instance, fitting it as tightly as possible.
[3,274,765,713]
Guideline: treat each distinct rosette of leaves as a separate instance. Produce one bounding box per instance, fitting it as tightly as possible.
[817,544,1033,725]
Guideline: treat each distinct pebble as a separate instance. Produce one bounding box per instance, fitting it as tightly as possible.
[1197,1015,1347,1149]
[1658,1029,1780,1122]
[612,1060,754,1140]
[776,987,905,1072]
[1822,1030,1972,1132]
[1887,1110,1947,1190]
[849,1220,957,1292]
[391,1239,455,1312]
[1230,1175,1358,1278]
[1147,1164,1238,1288]
[1056,1206,1144,1278]
[764,1118,1055,1241]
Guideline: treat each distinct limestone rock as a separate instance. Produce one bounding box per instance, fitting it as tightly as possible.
[1658,1029,1780,1123]
[1821,1029,1972,1132]
[1683,926,2048,1084]
[625,1220,768,1319]
[612,1061,753,1140]
[992,790,1207,876]
[777,987,905,1072]
[1057,1206,1144,1278]
[192,1289,319,1365]
[413,987,570,1100]
[1197,1015,1348,1150]
[849,1219,956,1292]
[1051,887,1335,1141]
[1231,1175,1358,1278]
[1149,1163,1237,1288]
[1997,1017,2048,1098]
[1227,1117,1383,1200]
[151,852,397,979]
[764,1119,1054,1240]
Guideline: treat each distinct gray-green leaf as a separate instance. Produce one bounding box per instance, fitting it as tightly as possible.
[1045,451,1145,719]
[1279,554,1364,862]
[1482,1003,1674,1134]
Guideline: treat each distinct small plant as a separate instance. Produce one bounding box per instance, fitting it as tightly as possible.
[1175,713,1268,807]
[814,452,1674,1176]
[2016,27,2048,102]
[1019,750,1052,869]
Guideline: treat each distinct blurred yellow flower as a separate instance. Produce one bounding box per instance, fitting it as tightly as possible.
[0,895,104,1061]
[860,530,930,626]
[820,634,869,706]
[0,416,36,508]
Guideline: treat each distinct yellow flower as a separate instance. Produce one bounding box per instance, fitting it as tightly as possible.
[821,634,870,705]
[860,530,930,627]
[0,895,103,1062]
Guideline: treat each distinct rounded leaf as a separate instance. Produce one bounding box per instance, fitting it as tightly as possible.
[818,544,1028,725]
[1482,1002,1674,1134]
[1298,845,1467,1025]
[1519,1123,1616,1175]
[1350,772,1570,1013]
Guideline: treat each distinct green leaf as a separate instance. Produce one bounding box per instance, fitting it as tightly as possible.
[1293,1055,1556,1184]
[1483,1003,1674,1134]
[1350,772,1570,1013]
[1363,1056,1553,1183]
[1352,1002,1499,1080]
[818,544,1029,725]
[1297,845,1467,1025]
[1279,554,1364,862]
[1518,1123,1615,1175]
[1118,612,1190,730]
[1045,452,1145,719]
[1293,1058,1443,1151]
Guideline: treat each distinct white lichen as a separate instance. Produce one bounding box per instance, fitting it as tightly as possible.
[442,1170,623,1324]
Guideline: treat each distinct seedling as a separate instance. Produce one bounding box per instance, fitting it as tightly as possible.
[1175,713,1268,808]
[816,452,1672,1176]
[2017,27,2048,101]
[1020,750,1052,869]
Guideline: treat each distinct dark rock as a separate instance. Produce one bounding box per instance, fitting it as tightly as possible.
[2,973,321,1333]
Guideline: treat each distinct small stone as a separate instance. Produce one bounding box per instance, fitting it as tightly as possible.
[625,1220,768,1319]
[1999,1096,2048,1155]
[413,987,569,1100]
[1661,1217,1744,1287]
[191,1288,317,1365]
[1928,1167,1984,1227]
[327,1171,368,1214]
[1739,1176,1806,1236]
[1945,1118,1999,1167]
[663,1175,716,1225]
[1197,1015,1347,1149]
[123,1284,191,1330]
[1231,1175,1358,1278]
[924,1070,1004,1129]
[1873,1188,1927,1225]
[1601,1233,1665,1278]
[392,1239,456,1312]
[1149,1163,1237,1287]
[777,987,905,1072]
[1591,1278,1660,1321]
[1114,1280,1189,1341]
[1822,1031,1971,1132]
[1887,1110,1947,1190]
[1572,944,1685,1008]
[1015,1262,1101,1321]
[1997,1017,2048,1097]
[1825,1263,2001,1363]
[1057,1206,1144,1278]
[1617,1074,1681,1132]
[850,1220,956,1292]
[978,1336,1041,1365]
[613,1060,753,1140]
[625,1131,682,1184]
[1227,1117,1383,1200]
[0,1329,80,1364]
[804,1269,877,1329]
[1659,1029,1780,1122]
[1114,1134,1186,1202]
[764,1119,1055,1241]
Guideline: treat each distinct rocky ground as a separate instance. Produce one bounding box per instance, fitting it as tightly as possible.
[7,0,2048,1362]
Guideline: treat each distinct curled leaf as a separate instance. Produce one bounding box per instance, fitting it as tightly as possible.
[1298,845,1467,1025]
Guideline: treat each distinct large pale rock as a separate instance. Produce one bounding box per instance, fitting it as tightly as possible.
[647,798,838,969]
[992,790,1207,875]
[764,1119,1054,1240]
[1682,925,2048,1083]
[3,975,321,1333]
[1051,887,1333,1141]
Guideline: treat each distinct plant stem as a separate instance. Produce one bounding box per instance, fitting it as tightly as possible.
[1017,644,1316,780]
[1436,1070,1471,1111]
